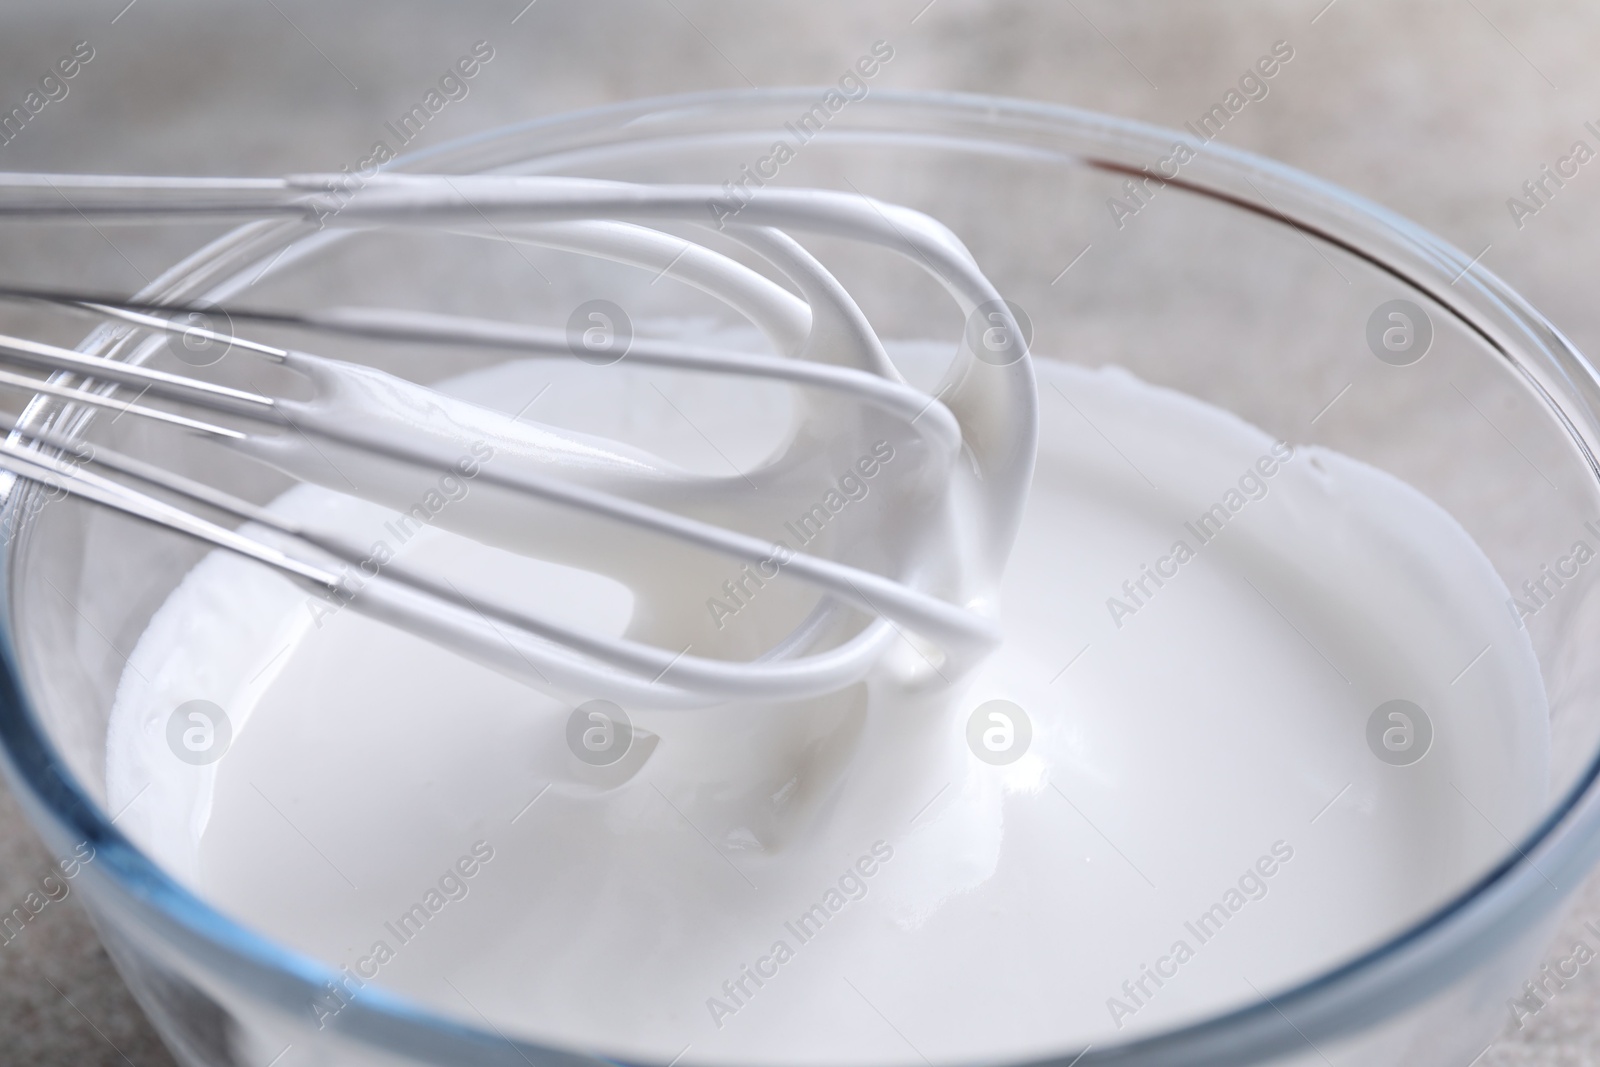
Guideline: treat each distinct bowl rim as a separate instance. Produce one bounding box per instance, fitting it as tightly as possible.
[2,85,1599,1067]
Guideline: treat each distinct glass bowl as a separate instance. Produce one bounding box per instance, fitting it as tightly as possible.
[4,88,1600,1067]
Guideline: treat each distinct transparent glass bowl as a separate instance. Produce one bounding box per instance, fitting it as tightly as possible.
[4,89,1600,1066]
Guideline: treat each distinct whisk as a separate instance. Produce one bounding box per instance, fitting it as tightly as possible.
[0,173,1037,710]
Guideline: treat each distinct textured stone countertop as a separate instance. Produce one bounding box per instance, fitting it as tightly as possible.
[3,1,1600,1063]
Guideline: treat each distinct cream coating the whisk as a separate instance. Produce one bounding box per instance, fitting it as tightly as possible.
[0,172,1037,709]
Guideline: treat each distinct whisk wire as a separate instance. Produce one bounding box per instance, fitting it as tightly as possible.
[0,171,1034,708]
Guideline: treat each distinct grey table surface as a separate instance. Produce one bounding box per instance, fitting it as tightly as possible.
[4,1,1600,1063]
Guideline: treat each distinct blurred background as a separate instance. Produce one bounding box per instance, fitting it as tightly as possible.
[1,0,1599,1062]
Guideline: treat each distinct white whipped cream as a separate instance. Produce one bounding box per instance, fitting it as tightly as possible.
[105,349,1547,1064]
